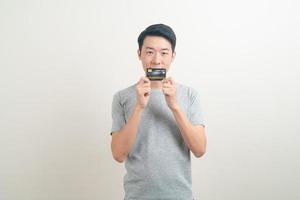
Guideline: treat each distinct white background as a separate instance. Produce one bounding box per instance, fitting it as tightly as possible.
[0,0,299,199]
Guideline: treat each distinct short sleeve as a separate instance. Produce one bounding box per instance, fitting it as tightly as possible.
[111,92,126,135]
[189,89,205,127]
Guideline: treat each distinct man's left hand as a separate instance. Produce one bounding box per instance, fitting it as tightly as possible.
[162,77,179,110]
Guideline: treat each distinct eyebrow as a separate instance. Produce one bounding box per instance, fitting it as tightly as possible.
[145,47,170,51]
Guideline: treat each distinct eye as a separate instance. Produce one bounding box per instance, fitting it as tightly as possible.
[146,51,153,55]
[162,52,169,56]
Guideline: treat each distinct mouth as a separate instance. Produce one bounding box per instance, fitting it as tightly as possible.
[149,66,163,69]
[146,68,166,81]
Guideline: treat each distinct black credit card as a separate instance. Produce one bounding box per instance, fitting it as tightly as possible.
[146,68,166,81]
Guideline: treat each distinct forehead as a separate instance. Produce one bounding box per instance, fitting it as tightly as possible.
[142,36,172,50]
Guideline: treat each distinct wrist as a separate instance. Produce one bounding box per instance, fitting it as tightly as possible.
[170,104,180,112]
[134,103,145,112]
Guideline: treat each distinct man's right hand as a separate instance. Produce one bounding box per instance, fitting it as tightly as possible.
[136,77,151,109]
[112,77,150,163]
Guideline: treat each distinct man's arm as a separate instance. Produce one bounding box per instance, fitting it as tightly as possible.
[162,77,207,158]
[111,104,143,163]
[171,105,206,158]
[111,77,150,163]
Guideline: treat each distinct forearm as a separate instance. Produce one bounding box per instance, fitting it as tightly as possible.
[111,104,143,162]
[171,105,206,158]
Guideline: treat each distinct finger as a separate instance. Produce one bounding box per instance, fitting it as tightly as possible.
[162,78,171,85]
[141,76,150,83]
[162,78,170,84]
[137,83,148,90]
[137,77,144,85]
[162,83,172,88]
[142,86,151,92]
[138,85,150,92]
[162,78,171,84]
[138,76,149,83]
[163,80,172,87]
[162,88,171,94]
[141,89,151,96]
[169,77,175,85]
[142,86,151,90]
[137,80,149,89]
[166,77,175,85]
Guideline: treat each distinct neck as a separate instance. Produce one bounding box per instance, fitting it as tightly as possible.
[150,81,162,89]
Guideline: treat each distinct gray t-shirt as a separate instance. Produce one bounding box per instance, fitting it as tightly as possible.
[111,83,205,200]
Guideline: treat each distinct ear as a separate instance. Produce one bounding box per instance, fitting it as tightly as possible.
[137,49,141,60]
[171,51,176,62]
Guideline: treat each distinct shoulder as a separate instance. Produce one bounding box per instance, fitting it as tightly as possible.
[176,82,199,98]
[112,83,136,103]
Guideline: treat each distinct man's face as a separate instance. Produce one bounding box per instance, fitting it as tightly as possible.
[138,36,175,72]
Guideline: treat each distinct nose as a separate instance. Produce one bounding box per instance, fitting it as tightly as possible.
[152,52,161,66]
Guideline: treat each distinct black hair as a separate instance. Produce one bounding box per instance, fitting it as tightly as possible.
[137,24,176,52]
